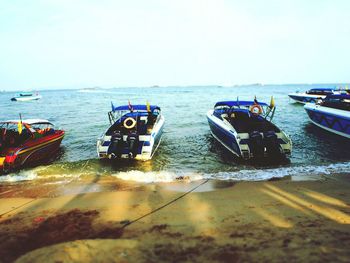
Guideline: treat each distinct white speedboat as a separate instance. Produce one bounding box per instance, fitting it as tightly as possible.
[288,88,336,104]
[11,92,42,101]
[97,102,165,160]
[207,98,292,160]
[304,94,350,138]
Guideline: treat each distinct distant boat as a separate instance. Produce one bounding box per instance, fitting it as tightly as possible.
[288,88,337,104]
[77,87,102,93]
[11,92,42,101]
[304,94,350,138]
[97,102,165,160]
[207,98,292,160]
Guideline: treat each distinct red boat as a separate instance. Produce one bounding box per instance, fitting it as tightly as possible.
[0,119,64,173]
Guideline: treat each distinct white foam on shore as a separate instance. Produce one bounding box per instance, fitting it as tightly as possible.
[111,170,203,183]
[112,162,350,183]
[0,170,38,182]
[206,162,350,181]
[0,166,83,183]
[1,162,349,183]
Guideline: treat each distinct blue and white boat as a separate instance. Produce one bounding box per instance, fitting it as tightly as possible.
[97,102,165,160]
[207,99,292,160]
[288,88,336,104]
[304,94,350,139]
[11,92,42,101]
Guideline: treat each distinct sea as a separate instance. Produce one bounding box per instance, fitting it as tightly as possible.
[1,84,349,183]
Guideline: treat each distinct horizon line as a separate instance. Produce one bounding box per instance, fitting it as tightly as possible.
[1,82,349,92]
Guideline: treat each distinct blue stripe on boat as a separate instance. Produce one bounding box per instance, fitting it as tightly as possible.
[207,117,241,156]
[305,109,350,135]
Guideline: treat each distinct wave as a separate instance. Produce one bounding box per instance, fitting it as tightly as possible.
[208,162,350,181]
[110,162,350,183]
[0,170,38,182]
[0,166,83,183]
[1,162,349,183]
[111,170,203,183]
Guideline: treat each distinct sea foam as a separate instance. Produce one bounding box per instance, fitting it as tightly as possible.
[1,162,349,183]
[111,162,350,183]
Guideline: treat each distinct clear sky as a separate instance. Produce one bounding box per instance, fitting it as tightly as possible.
[0,0,349,90]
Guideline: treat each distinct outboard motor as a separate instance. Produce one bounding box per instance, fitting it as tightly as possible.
[249,131,264,159]
[264,131,282,157]
[108,130,124,158]
[127,130,139,158]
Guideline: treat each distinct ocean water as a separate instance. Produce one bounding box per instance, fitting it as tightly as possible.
[1,84,349,182]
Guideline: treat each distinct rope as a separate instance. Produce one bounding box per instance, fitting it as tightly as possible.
[121,179,209,228]
[0,160,90,218]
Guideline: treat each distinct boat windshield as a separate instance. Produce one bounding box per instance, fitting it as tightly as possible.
[0,123,31,149]
[0,122,55,149]
[306,89,334,95]
[20,93,33,96]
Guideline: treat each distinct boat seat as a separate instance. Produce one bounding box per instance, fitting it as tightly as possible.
[137,119,148,134]
[147,113,157,125]
[4,130,20,147]
[229,110,280,133]
[229,110,251,133]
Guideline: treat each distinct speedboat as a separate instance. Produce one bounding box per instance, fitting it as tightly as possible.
[97,102,165,161]
[288,88,336,104]
[304,94,350,138]
[0,119,65,173]
[11,92,42,101]
[207,98,292,160]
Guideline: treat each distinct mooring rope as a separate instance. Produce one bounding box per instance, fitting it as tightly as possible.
[0,160,90,218]
[121,179,210,228]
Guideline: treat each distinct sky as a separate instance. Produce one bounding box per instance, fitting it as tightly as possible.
[0,0,349,90]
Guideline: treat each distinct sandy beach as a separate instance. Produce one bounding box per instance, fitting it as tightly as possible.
[0,174,350,262]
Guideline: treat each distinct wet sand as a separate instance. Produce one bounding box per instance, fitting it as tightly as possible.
[0,174,350,262]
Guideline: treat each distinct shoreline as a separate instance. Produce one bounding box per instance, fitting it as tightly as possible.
[0,174,350,262]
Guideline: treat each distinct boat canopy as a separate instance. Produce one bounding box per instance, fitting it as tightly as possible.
[112,104,160,112]
[309,88,333,91]
[19,92,33,96]
[214,101,269,108]
[0,119,53,125]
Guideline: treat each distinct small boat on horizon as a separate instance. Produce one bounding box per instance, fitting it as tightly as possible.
[97,102,165,161]
[207,98,292,160]
[288,88,339,104]
[304,94,350,139]
[0,119,65,173]
[11,92,42,101]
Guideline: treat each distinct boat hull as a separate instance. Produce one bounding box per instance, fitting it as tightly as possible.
[304,103,350,138]
[11,95,42,101]
[97,115,165,161]
[207,110,292,159]
[0,132,64,172]
[288,93,325,104]
[207,111,241,157]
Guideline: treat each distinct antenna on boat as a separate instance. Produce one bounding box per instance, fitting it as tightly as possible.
[128,100,134,112]
[18,113,23,135]
[265,96,276,121]
[146,101,151,113]
[108,102,115,125]
[111,101,115,111]
[236,96,240,108]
